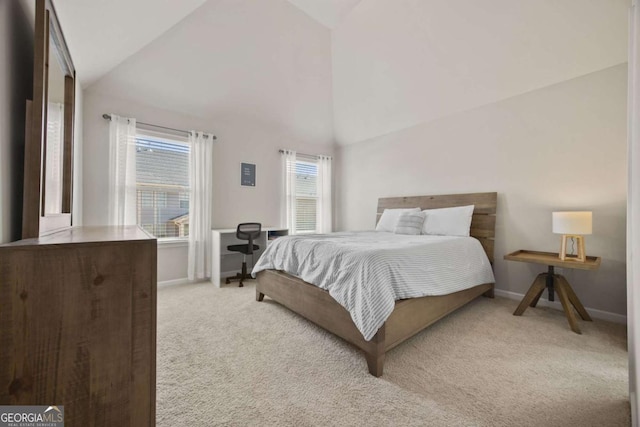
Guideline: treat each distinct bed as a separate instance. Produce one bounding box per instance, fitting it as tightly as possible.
[254,192,497,376]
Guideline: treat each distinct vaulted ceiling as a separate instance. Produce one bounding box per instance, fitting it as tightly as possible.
[54,0,628,146]
[286,0,362,29]
[54,0,358,87]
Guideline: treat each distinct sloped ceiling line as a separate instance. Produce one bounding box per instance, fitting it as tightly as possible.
[54,0,209,87]
[285,0,363,29]
[54,0,361,87]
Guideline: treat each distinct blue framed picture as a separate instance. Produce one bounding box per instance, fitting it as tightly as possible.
[241,163,256,186]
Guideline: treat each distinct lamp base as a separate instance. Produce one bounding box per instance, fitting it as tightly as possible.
[559,234,586,262]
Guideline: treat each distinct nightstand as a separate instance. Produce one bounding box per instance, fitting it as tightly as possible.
[504,250,601,334]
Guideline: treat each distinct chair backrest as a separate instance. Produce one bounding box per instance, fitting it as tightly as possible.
[236,223,262,242]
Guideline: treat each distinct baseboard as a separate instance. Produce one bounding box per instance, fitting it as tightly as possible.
[221,269,242,278]
[158,278,191,287]
[630,391,637,427]
[494,289,627,324]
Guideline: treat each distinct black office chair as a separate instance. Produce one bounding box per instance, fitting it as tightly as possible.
[225,223,262,287]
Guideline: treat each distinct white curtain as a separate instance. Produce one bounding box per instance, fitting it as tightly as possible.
[188,131,213,281]
[108,114,137,226]
[44,102,64,214]
[281,150,297,233]
[316,155,332,233]
[628,1,640,423]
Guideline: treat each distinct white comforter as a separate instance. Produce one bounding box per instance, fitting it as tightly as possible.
[252,231,495,341]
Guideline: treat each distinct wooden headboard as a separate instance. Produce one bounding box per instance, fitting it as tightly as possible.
[376,192,498,263]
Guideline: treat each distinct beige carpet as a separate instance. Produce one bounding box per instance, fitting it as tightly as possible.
[156,280,629,426]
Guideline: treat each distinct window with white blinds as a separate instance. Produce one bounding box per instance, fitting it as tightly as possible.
[283,150,331,235]
[135,131,190,239]
[294,159,318,233]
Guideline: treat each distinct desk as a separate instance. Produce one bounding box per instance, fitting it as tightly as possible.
[211,227,288,287]
[504,250,601,334]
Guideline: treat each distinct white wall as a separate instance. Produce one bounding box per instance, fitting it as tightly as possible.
[83,0,334,282]
[332,0,629,317]
[337,64,628,315]
[0,0,33,243]
[332,0,629,145]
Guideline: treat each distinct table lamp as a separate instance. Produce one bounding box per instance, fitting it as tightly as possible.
[552,211,592,262]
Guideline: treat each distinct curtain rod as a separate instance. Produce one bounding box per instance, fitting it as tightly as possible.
[102,114,217,140]
[278,149,331,159]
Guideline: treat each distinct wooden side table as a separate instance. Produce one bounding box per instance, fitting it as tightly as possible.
[504,250,601,334]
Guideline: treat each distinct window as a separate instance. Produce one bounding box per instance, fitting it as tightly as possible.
[294,160,318,234]
[179,192,189,209]
[283,151,331,235]
[135,131,190,239]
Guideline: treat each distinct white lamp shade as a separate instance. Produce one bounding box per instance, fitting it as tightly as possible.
[552,211,592,235]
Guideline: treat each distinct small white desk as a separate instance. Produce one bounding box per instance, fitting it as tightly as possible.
[211,227,288,287]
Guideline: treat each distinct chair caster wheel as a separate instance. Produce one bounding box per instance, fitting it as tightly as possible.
[239,282,244,287]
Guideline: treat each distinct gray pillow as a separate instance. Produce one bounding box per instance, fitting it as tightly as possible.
[394,211,426,235]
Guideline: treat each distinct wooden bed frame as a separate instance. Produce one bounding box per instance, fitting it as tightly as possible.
[256,192,497,377]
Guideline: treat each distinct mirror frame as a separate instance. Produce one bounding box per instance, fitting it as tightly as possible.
[22,0,76,238]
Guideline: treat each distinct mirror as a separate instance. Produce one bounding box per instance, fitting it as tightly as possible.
[44,40,66,214]
[22,0,75,238]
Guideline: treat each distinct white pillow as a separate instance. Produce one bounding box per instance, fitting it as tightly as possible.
[376,208,421,232]
[394,211,426,235]
[422,205,475,237]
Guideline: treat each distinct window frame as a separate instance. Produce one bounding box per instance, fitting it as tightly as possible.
[135,129,191,242]
[293,156,319,235]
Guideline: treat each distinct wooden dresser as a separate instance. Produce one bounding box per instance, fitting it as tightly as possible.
[0,226,157,426]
